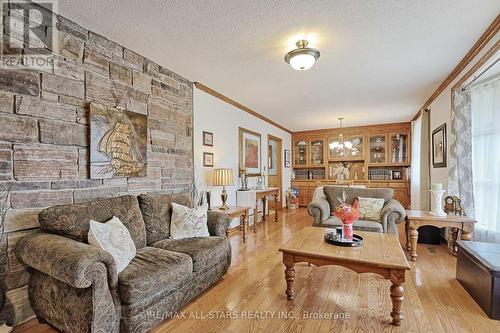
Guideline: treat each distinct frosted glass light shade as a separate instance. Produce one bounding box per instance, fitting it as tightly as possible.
[289,53,316,71]
[284,40,320,71]
[329,142,340,149]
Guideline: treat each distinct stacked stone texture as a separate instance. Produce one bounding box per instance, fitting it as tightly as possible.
[0,5,193,324]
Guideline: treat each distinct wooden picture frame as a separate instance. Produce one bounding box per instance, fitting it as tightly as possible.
[432,123,447,168]
[202,131,213,147]
[203,152,214,167]
[284,149,291,168]
[239,127,261,176]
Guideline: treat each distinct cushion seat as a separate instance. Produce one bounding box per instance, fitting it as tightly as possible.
[321,216,383,233]
[118,247,193,305]
[152,236,229,273]
[458,241,500,272]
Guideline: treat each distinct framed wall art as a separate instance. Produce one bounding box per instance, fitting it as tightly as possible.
[432,123,447,168]
[203,131,213,147]
[284,149,291,168]
[203,152,214,167]
[239,127,261,176]
[90,103,147,179]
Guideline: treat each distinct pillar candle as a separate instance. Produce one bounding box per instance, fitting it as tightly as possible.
[431,183,443,191]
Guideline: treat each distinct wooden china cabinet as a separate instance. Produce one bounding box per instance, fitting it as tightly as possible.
[291,122,411,208]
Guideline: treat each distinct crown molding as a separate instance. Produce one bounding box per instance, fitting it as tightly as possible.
[194,82,292,134]
[411,14,500,121]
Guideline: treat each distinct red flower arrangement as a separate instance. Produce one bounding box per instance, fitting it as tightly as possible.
[333,200,360,224]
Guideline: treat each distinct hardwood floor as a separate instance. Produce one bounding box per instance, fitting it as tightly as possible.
[14,208,500,333]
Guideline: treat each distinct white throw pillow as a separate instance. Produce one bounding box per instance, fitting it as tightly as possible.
[170,203,209,239]
[87,216,136,273]
[358,197,385,222]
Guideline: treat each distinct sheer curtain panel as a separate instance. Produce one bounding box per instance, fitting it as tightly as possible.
[470,77,500,242]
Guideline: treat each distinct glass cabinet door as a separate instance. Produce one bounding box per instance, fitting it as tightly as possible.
[328,136,344,159]
[346,135,364,158]
[369,135,386,163]
[294,140,308,166]
[310,139,324,165]
[390,133,409,164]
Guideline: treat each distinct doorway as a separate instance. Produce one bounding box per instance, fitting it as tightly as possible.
[267,135,283,211]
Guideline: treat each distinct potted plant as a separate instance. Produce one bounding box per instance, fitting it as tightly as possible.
[0,187,11,332]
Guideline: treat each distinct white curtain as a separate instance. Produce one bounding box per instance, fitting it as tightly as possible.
[470,77,500,242]
[411,116,422,209]
[411,111,430,210]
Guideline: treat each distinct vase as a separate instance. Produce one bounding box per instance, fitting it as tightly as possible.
[342,223,353,240]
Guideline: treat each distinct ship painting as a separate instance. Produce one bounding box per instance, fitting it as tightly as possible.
[90,104,147,179]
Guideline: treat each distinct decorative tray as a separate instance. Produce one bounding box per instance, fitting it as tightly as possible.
[324,232,363,247]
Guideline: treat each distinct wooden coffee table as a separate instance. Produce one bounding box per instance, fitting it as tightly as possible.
[279,227,411,326]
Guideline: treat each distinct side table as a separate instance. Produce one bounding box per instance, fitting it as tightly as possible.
[236,187,280,232]
[214,206,250,242]
[405,210,476,261]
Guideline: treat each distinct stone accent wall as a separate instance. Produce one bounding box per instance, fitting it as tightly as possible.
[0,4,193,325]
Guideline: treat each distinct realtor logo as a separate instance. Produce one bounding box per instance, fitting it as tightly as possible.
[1,0,58,70]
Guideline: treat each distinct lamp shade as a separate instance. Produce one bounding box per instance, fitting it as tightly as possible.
[213,168,233,186]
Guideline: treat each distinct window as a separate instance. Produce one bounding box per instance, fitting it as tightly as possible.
[471,76,500,242]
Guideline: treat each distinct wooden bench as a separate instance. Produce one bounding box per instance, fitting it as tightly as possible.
[456,240,500,320]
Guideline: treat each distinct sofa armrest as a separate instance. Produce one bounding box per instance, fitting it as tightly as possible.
[308,197,331,225]
[207,211,231,237]
[381,199,407,234]
[16,232,118,289]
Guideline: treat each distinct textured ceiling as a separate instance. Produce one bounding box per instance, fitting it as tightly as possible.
[57,0,499,131]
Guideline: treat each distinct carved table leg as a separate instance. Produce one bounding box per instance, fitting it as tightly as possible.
[450,227,459,255]
[283,253,295,300]
[461,222,473,241]
[274,194,278,222]
[405,220,411,251]
[242,213,247,243]
[254,202,258,233]
[410,224,419,262]
[262,197,267,221]
[390,270,405,326]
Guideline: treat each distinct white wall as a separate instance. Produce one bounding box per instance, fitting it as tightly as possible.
[428,33,499,190]
[193,87,292,227]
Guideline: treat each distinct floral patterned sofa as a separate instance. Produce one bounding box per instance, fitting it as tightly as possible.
[16,194,231,333]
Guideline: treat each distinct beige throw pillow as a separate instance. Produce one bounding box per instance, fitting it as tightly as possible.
[88,216,136,273]
[358,197,385,222]
[170,203,210,239]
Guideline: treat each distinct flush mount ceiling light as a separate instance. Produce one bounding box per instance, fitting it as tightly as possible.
[284,39,320,71]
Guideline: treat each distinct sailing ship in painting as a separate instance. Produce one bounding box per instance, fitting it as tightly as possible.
[90,103,147,179]
[98,121,145,176]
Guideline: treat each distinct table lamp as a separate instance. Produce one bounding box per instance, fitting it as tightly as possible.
[213,168,233,210]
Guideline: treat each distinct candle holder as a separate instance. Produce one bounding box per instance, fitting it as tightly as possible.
[429,189,446,217]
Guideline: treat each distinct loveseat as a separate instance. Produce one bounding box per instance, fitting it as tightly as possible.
[16,194,232,333]
[307,186,406,234]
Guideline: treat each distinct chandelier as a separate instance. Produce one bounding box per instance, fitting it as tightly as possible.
[329,117,352,152]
